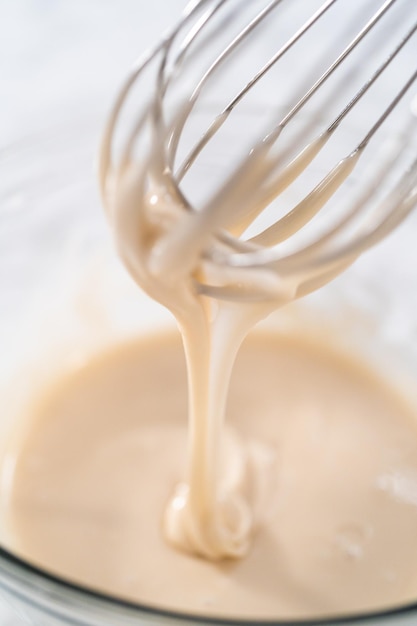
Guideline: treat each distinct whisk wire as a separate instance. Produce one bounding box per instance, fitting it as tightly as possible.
[177,0,401,179]
[101,0,417,303]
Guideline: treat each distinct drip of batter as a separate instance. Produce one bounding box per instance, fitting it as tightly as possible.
[104,136,356,559]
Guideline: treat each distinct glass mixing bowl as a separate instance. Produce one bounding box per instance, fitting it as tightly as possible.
[1,1,417,625]
[0,106,417,626]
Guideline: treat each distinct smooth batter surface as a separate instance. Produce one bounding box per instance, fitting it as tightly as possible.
[7,330,417,620]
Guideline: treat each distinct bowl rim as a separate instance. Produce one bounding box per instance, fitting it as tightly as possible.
[0,544,416,625]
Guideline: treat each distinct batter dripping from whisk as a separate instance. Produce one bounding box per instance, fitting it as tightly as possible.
[105,104,412,561]
[4,0,417,620]
[98,0,417,562]
[113,144,357,561]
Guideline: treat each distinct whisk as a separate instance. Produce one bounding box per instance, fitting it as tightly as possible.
[99,0,417,303]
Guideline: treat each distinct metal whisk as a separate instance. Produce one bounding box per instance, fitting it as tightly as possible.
[99,0,417,303]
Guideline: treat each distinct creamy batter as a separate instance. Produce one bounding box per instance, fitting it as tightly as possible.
[7,330,417,619]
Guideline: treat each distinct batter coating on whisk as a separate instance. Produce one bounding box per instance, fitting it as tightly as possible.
[99,0,417,560]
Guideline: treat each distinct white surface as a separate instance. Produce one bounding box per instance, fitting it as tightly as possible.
[1,0,186,144]
[0,603,17,626]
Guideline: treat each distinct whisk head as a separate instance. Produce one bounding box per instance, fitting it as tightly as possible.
[100,0,417,303]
